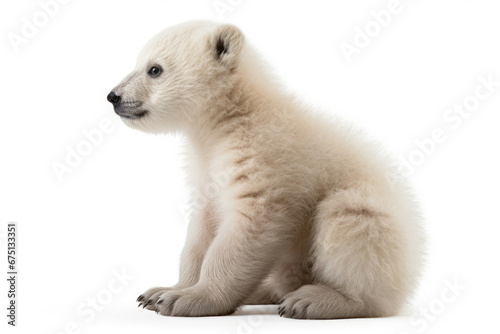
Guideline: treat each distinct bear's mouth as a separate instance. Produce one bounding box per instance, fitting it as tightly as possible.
[117,110,148,120]
[113,100,148,120]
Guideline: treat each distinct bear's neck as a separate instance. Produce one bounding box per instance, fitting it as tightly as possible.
[186,74,283,149]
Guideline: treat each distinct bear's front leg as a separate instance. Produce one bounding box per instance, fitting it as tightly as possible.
[155,198,287,316]
[138,203,217,310]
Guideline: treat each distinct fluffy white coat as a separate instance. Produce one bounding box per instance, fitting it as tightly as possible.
[109,21,425,319]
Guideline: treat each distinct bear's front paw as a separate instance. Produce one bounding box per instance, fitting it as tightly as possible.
[154,285,235,317]
[137,286,182,311]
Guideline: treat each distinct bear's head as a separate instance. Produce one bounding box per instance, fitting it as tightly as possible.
[107,21,245,133]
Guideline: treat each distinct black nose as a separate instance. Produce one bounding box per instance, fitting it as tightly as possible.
[107,91,120,106]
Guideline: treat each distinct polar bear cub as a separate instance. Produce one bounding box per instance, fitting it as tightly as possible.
[107,21,425,319]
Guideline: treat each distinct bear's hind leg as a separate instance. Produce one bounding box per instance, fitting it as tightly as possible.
[278,188,412,319]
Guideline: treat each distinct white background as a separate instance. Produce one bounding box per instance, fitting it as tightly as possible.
[1,0,500,333]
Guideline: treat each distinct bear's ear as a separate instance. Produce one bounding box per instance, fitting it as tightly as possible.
[210,24,244,71]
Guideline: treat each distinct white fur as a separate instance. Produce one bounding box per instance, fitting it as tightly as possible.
[111,21,426,319]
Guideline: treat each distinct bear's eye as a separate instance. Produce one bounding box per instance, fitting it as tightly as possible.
[148,66,162,78]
